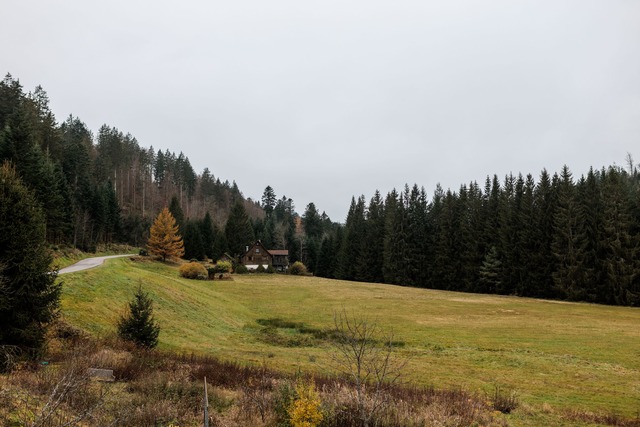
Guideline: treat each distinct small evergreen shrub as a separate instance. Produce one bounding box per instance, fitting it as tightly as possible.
[266,264,275,274]
[179,262,208,280]
[288,261,307,276]
[256,264,266,273]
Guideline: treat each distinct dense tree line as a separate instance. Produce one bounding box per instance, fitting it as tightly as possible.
[311,165,640,306]
[0,74,260,252]
[3,73,637,307]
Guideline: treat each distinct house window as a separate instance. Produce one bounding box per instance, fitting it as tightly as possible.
[256,248,260,253]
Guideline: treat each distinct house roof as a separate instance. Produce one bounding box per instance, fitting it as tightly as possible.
[268,249,289,256]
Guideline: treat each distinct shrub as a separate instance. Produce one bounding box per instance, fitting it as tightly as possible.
[215,261,232,273]
[288,379,323,427]
[266,264,275,274]
[256,264,266,273]
[235,264,249,274]
[289,261,307,276]
[179,262,208,280]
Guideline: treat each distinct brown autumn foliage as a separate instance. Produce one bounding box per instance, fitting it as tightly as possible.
[147,207,185,261]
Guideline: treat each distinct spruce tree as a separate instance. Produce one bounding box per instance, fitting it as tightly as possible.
[552,166,583,299]
[599,167,639,305]
[117,285,160,348]
[200,212,215,260]
[225,200,255,256]
[479,246,502,293]
[337,196,366,281]
[382,190,410,286]
[168,195,184,232]
[533,169,558,298]
[261,185,277,216]
[0,162,61,366]
[356,191,385,283]
[183,220,206,261]
[211,225,229,261]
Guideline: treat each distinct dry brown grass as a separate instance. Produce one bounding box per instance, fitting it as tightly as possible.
[3,321,638,426]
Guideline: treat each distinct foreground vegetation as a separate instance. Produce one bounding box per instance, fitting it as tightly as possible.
[1,328,514,426]
[53,257,640,426]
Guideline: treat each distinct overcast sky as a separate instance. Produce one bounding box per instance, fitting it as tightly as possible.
[3,1,640,221]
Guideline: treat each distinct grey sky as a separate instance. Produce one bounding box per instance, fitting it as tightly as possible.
[3,0,639,221]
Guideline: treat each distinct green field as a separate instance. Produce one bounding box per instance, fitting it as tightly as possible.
[59,257,640,424]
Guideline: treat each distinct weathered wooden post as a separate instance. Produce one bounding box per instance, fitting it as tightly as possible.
[204,376,209,427]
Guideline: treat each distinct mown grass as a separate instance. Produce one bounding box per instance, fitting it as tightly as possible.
[59,257,640,425]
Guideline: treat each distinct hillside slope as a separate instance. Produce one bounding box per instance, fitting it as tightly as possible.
[59,257,640,420]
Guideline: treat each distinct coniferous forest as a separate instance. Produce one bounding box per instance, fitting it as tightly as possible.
[313,168,640,306]
[2,73,639,307]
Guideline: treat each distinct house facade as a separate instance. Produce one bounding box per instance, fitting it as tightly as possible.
[240,241,289,271]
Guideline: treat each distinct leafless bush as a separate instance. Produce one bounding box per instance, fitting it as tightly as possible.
[240,360,274,423]
[0,344,21,372]
[9,344,108,427]
[330,309,409,427]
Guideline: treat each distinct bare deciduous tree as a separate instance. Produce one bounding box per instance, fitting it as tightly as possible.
[330,309,408,427]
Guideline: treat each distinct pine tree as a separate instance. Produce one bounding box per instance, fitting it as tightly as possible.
[0,162,61,366]
[117,285,160,348]
[147,207,185,261]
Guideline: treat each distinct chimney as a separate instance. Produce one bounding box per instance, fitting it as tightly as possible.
[245,246,249,253]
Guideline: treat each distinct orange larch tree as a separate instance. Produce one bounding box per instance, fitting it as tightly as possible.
[147,207,185,261]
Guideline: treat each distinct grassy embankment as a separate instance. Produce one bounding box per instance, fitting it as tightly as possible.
[59,257,640,425]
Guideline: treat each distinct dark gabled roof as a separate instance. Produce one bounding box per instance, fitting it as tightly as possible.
[242,240,269,258]
[268,249,289,256]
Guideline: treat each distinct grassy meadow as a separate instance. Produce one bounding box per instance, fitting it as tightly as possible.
[59,257,640,425]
